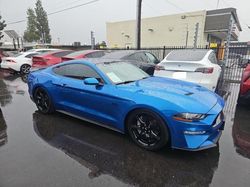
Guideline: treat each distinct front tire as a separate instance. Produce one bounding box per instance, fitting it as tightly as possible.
[20,64,31,74]
[34,87,54,114]
[127,109,169,151]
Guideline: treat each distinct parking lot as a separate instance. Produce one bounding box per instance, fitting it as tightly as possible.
[0,71,250,187]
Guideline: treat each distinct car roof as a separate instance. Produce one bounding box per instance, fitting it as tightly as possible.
[37,50,72,56]
[58,58,123,66]
[64,50,102,57]
[166,49,212,61]
[102,50,144,59]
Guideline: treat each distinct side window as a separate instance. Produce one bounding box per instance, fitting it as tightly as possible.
[53,64,102,81]
[208,52,218,64]
[145,52,159,64]
[136,52,148,62]
[53,51,72,57]
[25,53,39,58]
[126,52,147,62]
[126,54,138,61]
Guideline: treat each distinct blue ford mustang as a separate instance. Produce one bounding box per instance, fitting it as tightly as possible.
[28,59,225,151]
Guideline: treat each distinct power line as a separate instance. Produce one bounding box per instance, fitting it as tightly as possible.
[6,0,100,25]
[164,0,185,12]
[220,0,250,29]
[48,0,99,15]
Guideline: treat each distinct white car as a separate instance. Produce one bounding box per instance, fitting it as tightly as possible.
[0,48,58,74]
[154,49,221,91]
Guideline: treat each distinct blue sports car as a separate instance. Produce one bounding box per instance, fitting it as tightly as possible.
[28,59,225,151]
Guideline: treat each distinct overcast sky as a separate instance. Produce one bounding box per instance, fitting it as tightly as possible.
[0,0,250,44]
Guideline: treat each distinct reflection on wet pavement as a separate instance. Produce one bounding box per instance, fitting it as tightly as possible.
[33,111,220,186]
[0,72,250,187]
[233,104,250,158]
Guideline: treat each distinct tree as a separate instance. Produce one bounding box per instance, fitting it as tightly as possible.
[35,0,51,43]
[23,8,40,42]
[0,15,7,42]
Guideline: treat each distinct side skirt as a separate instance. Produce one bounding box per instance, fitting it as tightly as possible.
[57,110,124,134]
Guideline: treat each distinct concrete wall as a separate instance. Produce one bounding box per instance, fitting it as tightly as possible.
[106,10,207,48]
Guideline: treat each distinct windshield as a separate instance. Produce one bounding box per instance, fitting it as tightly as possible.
[97,62,149,84]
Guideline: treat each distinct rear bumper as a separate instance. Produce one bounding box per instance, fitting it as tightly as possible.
[0,62,19,72]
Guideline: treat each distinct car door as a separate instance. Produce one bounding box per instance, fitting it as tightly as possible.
[52,63,120,128]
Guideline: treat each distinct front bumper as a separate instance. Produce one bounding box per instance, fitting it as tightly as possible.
[169,101,225,151]
[173,121,225,151]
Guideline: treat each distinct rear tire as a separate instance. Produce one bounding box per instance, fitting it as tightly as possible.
[126,109,169,151]
[34,87,54,114]
[20,64,31,74]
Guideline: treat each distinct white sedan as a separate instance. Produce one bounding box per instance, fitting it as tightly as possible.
[154,49,221,91]
[0,48,58,74]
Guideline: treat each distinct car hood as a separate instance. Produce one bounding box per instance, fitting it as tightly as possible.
[117,76,221,114]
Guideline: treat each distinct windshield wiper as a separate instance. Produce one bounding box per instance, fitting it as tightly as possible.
[116,80,136,85]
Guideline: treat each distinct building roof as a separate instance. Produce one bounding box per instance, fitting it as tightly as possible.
[205,8,242,32]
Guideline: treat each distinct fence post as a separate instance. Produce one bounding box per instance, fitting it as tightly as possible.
[162,46,166,59]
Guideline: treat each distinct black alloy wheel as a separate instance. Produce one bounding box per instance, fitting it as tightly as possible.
[20,64,31,74]
[34,88,54,114]
[127,109,169,151]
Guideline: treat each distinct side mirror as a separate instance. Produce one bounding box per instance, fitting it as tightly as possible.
[84,78,100,85]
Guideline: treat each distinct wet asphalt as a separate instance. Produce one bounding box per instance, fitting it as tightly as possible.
[0,71,250,187]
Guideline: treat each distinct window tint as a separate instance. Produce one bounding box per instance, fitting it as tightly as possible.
[144,52,159,64]
[25,53,40,58]
[208,52,218,64]
[53,51,73,57]
[166,50,208,61]
[53,64,101,81]
[126,52,147,62]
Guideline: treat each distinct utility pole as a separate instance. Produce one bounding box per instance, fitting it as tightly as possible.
[136,0,142,50]
[216,0,220,9]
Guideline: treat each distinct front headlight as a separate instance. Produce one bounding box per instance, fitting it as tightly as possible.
[173,113,207,122]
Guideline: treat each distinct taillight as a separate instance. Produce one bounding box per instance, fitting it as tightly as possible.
[155,65,165,71]
[195,67,214,74]
[6,59,16,63]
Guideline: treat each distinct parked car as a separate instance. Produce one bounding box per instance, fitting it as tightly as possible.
[0,50,9,63]
[154,49,221,91]
[1,51,41,74]
[0,48,59,74]
[32,50,73,68]
[101,50,159,75]
[61,50,106,62]
[238,64,250,104]
[28,59,225,151]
